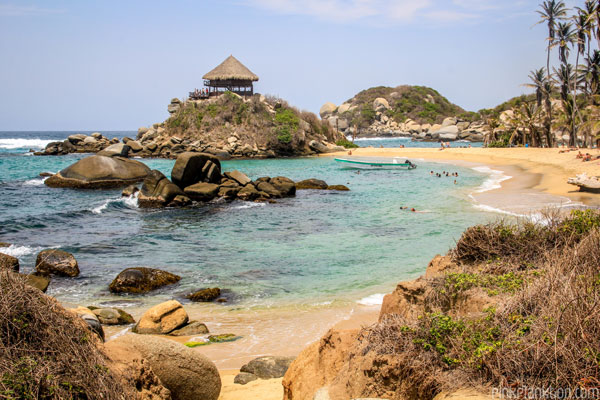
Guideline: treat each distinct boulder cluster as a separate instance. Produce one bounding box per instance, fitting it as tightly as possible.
[35,132,119,156]
[132,151,347,208]
[321,98,488,142]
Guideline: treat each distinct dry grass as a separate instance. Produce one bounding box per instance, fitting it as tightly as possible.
[357,210,600,399]
[0,271,128,399]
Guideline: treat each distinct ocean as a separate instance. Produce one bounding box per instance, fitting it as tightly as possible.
[0,131,495,311]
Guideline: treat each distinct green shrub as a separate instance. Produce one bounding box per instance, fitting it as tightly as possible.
[336,138,359,148]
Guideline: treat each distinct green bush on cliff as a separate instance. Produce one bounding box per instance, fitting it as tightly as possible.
[274,108,299,144]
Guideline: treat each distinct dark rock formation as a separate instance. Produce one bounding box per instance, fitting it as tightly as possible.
[240,356,296,379]
[138,170,189,208]
[296,179,329,190]
[35,249,79,277]
[187,288,221,302]
[109,267,181,294]
[171,152,222,188]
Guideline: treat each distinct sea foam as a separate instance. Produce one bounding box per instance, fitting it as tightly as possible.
[357,293,386,306]
[0,138,54,150]
[1,244,44,258]
[471,166,511,193]
[92,192,139,214]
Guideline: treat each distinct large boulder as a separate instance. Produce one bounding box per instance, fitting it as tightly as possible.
[372,97,390,111]
[240,356,296,379]
[256,181,282,198]
[107,334,221,400]
[169,321,209,336]
[71,307,105,341]
[437,125,459,141]
[109,267,181,294]
[45,155,150,189]
[138,170,188,208]
[183,182,219,202]
[134,300,188,335]
[103,339,172,400]
[319,102,337,118]
[22,273,50,292]
[0,252,19,272]
[308,140,333,154]
[96,143,130,158]
[568,173,600,193]
[171,152,222,188]
[35,249,79,277]
[237,183,260,201]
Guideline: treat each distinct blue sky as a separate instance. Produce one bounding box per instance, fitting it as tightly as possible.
[0,0,577,130]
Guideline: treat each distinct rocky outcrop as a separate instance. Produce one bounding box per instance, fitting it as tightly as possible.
[22,273,50,292]
[109,267,181,294]
[35,249,79,277]
[104,339,172,400]
[44,155,150,189]
[568,173,600,193]
[282,329,360,400]
[320,85,487,141]
[107,334,221,400]
[36,132,117,156]
[296,178,329,190]
[137,170,190,208]
[133,300,189,335]
[0,252,19,272]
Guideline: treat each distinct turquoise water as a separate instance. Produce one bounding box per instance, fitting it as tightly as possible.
[0,132,494,309]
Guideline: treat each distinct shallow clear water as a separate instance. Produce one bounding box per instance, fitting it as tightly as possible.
[0,132,494,309]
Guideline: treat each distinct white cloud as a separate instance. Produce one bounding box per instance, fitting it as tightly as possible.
[0,4,65,17]
[245,0,433,23]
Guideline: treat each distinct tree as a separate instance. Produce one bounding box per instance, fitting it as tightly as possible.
[554,64,577,146]
[524,68,551,147]
[537,1,568,147]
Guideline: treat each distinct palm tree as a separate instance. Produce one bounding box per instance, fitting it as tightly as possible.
[554,22,576,63]
[554,64,577,146]
[537,1,569,76]
[524,68,550,147]
[575,2,596,95]
[584,49,600,98]
[537,1,568,147]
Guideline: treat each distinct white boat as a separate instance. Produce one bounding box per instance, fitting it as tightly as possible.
[334,157,417,170]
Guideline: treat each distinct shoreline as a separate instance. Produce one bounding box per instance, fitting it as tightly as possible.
[329,147,600,209]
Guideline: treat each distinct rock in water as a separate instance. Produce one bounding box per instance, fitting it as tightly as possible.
[169,321,209,336]
[327,184,350,191]
[183,182,219,202]
[108,334,221,400]
[296,178,329,190]
[35,249,79,277]
[138,170,188,208]
[240,356,296,379]
[270,176,296,196]
[0,252,19,272]
[187,287,221,302]
[171,152,222,188]
[134,300,189,335]
[121,184,139,197]
[44,155,150,188]
[109,267,180,293]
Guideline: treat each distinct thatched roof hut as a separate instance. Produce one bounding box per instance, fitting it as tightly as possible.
[201,55,258,98]
[203,55,259,82]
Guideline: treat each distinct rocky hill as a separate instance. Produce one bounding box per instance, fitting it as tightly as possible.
[139,92,345,158]
[320,85,487,142]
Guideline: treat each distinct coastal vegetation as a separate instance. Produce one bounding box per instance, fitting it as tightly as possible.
[486,0,600,148]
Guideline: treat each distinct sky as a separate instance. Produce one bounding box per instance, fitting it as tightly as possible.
[0,0,581,130]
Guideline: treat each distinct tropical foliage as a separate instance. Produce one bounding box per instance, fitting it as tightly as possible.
[502,0,600,148]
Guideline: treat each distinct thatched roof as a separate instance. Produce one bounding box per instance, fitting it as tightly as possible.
[203,55,259,82]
